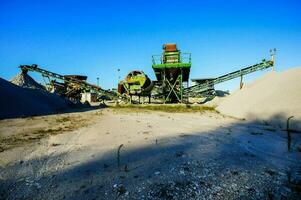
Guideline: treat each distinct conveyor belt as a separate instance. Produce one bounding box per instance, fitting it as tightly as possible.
[20,64,118,99]
[184,59,274,96]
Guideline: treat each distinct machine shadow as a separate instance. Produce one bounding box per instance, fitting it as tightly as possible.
[1,113,301,200]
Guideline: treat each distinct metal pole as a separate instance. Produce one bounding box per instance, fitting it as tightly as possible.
[180,69,183,103]
[97,77,99,87]
[240,75,244,89]
[270,48,276,71]
[163,70,166,104]
[117,68,121,81]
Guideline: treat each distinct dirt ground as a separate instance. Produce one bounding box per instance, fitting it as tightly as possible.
[0,108,301,200]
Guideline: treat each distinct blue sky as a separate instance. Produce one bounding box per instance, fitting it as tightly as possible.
[0,0,300,91]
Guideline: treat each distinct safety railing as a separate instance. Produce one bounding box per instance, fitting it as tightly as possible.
[152,53,191,65]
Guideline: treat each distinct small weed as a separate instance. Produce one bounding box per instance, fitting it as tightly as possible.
[175,151,184,157]
[244,152,255,157]
[267,190,274,200]
[34,127,63,135]
[116,185,126,196]
[231,170,239,175]
[95,111,103,116]
[265,169,277,176]
[287,116,294,152]
[117,144,124,168]
[264,128,276,132]
[179,134,193,138]
[263,120,269,126]
[124,165,129,172]
[251,131,263,135]
[55,116,70,123]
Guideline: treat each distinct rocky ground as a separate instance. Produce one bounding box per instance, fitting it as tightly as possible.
[0,108,300,200]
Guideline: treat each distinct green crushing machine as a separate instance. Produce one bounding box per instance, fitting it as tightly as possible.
[118,70,154,102]
[152,44,191,103]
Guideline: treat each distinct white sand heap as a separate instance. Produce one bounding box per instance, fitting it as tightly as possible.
[0,77,76,119]
[11,72,45,90]
[217,67,301,130]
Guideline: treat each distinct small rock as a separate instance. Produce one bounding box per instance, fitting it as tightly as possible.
[35,182,41,189]
[117,185,126,196]
[154,171,160,175]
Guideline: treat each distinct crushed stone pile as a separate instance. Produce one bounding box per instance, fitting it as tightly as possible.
[0,77,77,119]
[217,67,301,130]
[10,72,45,90]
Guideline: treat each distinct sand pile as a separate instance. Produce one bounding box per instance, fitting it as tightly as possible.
[217,67,301,130]
[11,72,45,90]
[0,77,76,119]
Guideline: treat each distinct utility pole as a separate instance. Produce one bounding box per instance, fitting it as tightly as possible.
[117,68,121,81]
[270,48,276,71]
[97,77,99,87]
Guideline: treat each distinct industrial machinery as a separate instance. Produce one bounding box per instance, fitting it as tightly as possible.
[52,75,88,101]
[152,44,191,103]
[118,70,154,102]
[18,46,275,105]
[190,78,215,96]
[20,64,117,102]
[184,51,275,97]
[119,44,274,104]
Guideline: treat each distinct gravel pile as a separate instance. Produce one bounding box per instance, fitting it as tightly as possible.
[10,72,45,90]
[217,67,301,130]
[0,77,76,119]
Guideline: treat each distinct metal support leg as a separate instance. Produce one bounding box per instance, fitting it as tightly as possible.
[180,69,183,103]
[240,75,244,89]
[165,77,181,102]
[163,70,166,104]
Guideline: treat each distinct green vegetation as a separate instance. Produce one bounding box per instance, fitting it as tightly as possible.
[110,104,217,113]
[55,116,71,123]
[0,113,94,152]
[0,127,65,151]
